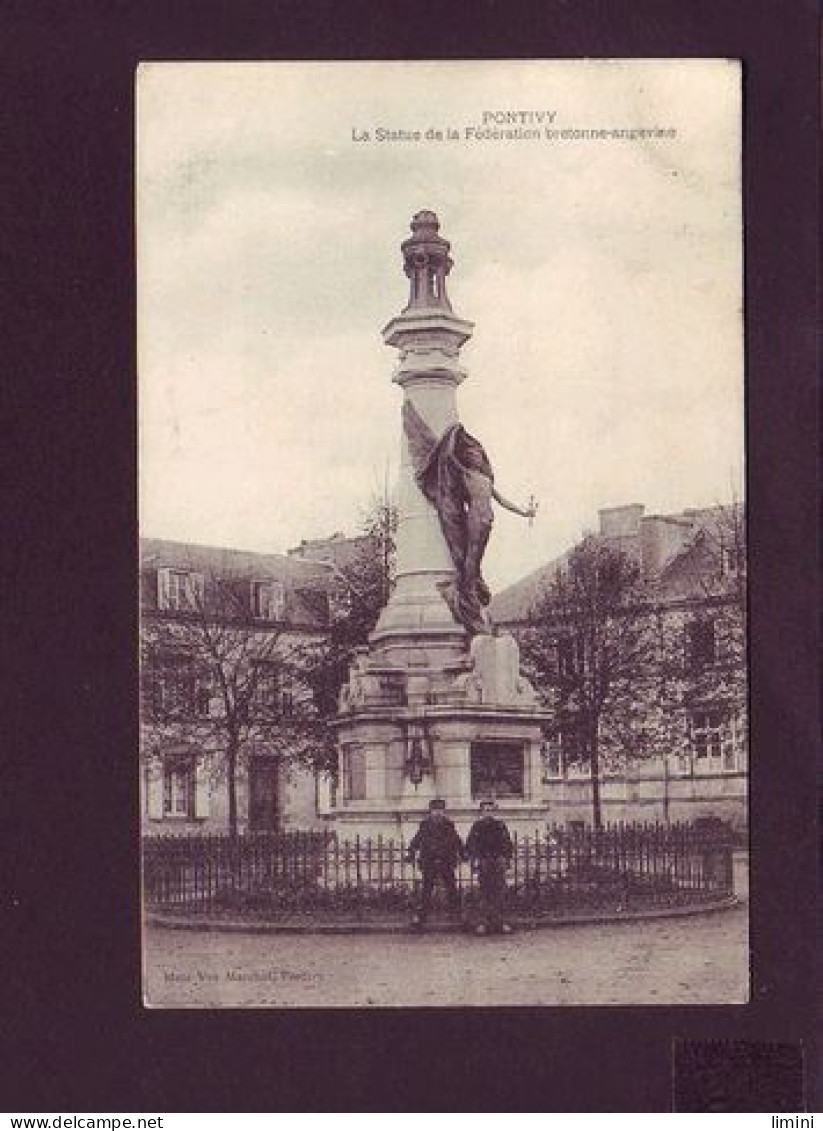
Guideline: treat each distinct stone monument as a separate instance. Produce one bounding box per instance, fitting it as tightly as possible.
[330,211,550,836]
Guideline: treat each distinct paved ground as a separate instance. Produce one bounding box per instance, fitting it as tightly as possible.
[144,897,748,1008]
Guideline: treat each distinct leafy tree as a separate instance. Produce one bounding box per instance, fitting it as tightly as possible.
[640,501,748,770]
[664,502,746,634]
[693,501,747,742]
[522,504,748,826]
[521,537,652,828]
[296,493,398,774]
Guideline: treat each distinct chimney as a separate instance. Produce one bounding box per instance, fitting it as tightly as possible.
[598,504,644,538]
[640,514,694,576]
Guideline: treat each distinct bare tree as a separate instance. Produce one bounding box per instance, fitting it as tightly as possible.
[521,537,652,828]
[141,570,316,837]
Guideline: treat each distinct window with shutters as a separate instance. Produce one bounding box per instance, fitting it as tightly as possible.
[157,568,204,612]
[691,710,721,760]
[559,721,593,779]
[341,746,367,801]
[163,759,194,817]
[541,741,562,781]
[541,717,584,780]
[681,710,744,774]
[560,723,586,765]
[147,753,209,820]
[144,654,209,718]
[250,579,285,621]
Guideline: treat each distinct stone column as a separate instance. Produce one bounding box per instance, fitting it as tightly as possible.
[370,212,474,662]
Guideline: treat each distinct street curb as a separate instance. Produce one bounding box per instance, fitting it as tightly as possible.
[146,893,741,935]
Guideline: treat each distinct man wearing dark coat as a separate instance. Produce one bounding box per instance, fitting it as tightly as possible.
[466,798,514,935]
[406,798,465,929]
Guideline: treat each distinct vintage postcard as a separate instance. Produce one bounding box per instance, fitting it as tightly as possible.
[137,59,747,1008]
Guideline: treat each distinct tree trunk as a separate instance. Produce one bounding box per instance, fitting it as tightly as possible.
[589,724,603,830]
[663,754,670,824]
[227,741,239,840]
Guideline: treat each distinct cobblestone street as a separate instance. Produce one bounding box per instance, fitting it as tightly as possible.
[144,897,748,1008]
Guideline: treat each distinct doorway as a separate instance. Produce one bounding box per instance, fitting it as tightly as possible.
[248,757,281,832]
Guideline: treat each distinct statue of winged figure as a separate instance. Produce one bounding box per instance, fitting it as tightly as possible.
[402,399,537,636]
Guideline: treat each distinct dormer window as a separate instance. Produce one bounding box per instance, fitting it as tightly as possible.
[157,568,204,612]
[720,539,744,577]
[250,579,285,622]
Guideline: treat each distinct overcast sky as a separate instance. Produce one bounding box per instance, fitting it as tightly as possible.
[138,60,743,590]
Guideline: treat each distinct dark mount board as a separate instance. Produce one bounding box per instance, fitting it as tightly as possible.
[2,0,818,1114]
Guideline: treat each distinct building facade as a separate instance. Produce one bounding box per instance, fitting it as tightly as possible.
[490,503,748,830]
[139,538,334,836]
[140,501,747,836]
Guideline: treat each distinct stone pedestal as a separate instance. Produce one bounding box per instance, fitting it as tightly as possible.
[332,631,551,838]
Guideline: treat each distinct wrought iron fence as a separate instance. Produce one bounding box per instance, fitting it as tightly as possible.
[142,821,735,919]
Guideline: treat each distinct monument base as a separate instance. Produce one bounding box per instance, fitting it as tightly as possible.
[329,634,552,838]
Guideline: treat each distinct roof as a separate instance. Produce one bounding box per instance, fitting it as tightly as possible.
[287,532,373,571]
[140,537,333,629]
[490,503,742,625]
[489,550,570,625]
[141,537,329,581]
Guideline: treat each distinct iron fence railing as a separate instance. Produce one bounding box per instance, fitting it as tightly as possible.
[142,821,735,918]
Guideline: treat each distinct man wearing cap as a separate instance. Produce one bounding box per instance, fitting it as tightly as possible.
[466,799,514,935]
[406,799,465,930]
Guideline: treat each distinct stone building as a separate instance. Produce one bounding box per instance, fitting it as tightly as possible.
[139,537,334,836]
[490,502,748,829]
